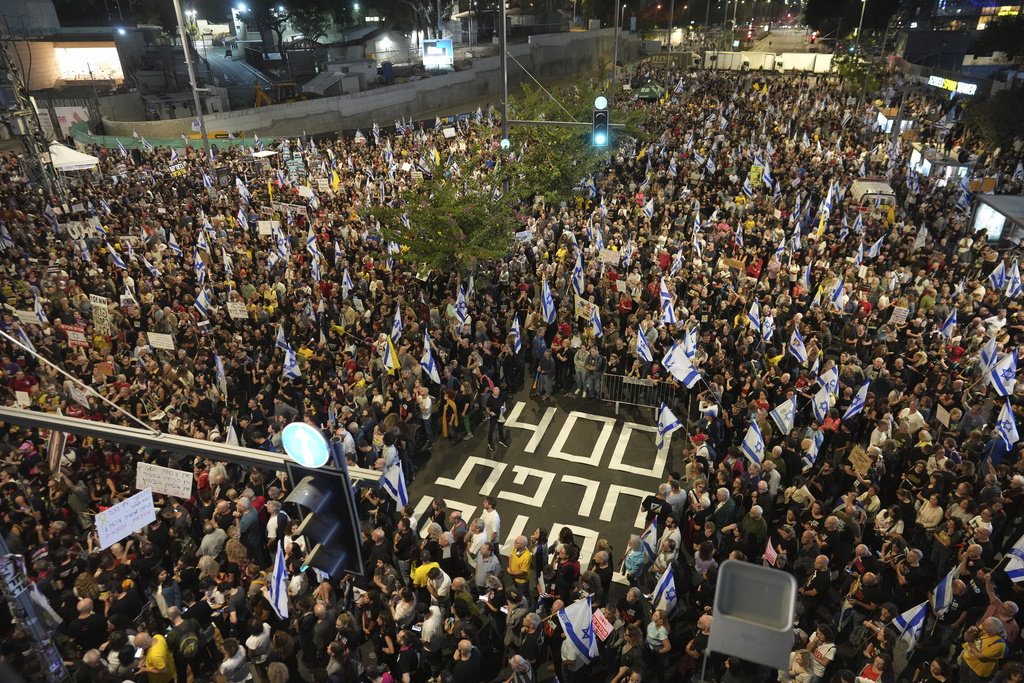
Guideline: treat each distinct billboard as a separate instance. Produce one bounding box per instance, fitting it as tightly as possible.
[422,39,453,69]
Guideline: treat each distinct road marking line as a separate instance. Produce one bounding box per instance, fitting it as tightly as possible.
[412,495,477,538]
[609,422,669,479]
[499,465,556,508]
[599,484,650,528]
[548,411,614,466]
[499,514,530,555]
[560,475,601,518]
[504,403,556,453]
[434,456,507,495]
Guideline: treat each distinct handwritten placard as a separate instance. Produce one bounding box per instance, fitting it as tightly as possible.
[599,248,621,265]
[889,306,909,326]
[848,445,872,476]
[227,301,248,320]
[148,332,175,350]
[442,127,457,138]
[936,404,950,428]
[592,609,613,641]
[97,488,157,550]
[91,294,113,335]
[136,462,194,499]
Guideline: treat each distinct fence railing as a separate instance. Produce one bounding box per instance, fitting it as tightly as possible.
[600,374,679,411]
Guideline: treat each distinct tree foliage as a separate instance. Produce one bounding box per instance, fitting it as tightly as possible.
[969,15,1024,60]
[507,81,644,206]
[830,54,880,96]
[289,0,333,43]
[962,88,1024,150]
[369,154,518,278]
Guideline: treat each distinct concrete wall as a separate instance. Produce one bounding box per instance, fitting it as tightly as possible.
[102,28,640,139]
[97,92,147,122]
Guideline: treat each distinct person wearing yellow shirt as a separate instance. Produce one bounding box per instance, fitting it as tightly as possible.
[135,631,176,683]
[507,535,533,591]
[962,617,1008,682]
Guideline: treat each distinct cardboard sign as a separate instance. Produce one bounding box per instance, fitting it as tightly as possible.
[60,324,89,348]
[317,179,330,193]
[70,386,91,408]
[257,220,274,236]
[148,332,175,350]
[515,230,533,243]
[271,201,308,216]
[411,172,423,181]
[227,301,248,320]
[600,248,621,265]
[15,391,30,407]
[136,462,194,499]
[96,488,157,550]
[71,203,84,214]
[616,281,627,292]
[936,404,950,428]
[167,162,188,177]
[94,362,114,377]
[297,186,314,198]
[848,445,872,476]
[90,294,113,335]
[442,127,457,138]
[592,609,613,641]
[889,306,909,326]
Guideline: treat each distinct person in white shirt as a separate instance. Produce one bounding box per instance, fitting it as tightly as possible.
[984,309,1008,337]
[480,496,501,547]
[466,520,486,570]
[869,419,891,449]
[897,399,926,435]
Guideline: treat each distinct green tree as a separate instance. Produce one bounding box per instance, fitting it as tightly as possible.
[369,154,518,278]
[247,0,289,54]
[508,81,644,206]
[831,53,880,96]
[289,0,333,42]
[962,88,1024,150]
[969,15,1024,61]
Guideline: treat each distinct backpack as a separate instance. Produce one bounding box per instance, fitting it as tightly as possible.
[179,535,198,558]
[178,631,200,659]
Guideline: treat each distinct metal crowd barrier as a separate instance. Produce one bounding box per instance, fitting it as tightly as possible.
[600,374,680,413]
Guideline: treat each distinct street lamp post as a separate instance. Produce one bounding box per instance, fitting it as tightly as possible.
[855,0,867,52]
[171,0,213,168]
[612,2,624,91]
[666,0,675,89]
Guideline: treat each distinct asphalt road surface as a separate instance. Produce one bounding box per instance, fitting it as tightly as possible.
[407,389,683,588]
[750,27,811,54]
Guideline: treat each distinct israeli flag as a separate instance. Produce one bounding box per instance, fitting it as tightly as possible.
[789,328,808,363]
[747,302,760,332]
[656,403,682,451]
[275,323,290,353]
[541,277,556,324]
[741,420,765,464]
[214,353,228,396]
[167,232,182,257]
[663,342,702,388]
[30,297,46,326]
[644,198,655,219]
[142,256,161,278]
[591,305,604,337]
[855,241,863,266]
[892,602,928,656]
[933,566,959,617]
[761,314,775,342]
[682,327,698,360]
[106,242,127,269]
[556,597,598,664]
[818,366,839,395]
[639,519,658,564]
[842,381,871,421]
[390,307,403,345]
[510,316,522,353]
[435,116,442,130]
[235,176,249,202]
[811,384,831,422]
[939,309,957,338]
[196,228,210,254]
[572,252,585,296]
[801,438,819,471]
[770,397,797,434]
[194,288,213,317]
[989,350,1018,397]
[169,147,179,163]
[420,333,440,384]
[381,463,409,506]
[193,249,206,284]
[117,139,128,157]
[636,326,654,363]
[660,278,676,326]
[343,269,355,297]
[742,176,754,199]
[735,223,744,247]
[1003,531,1024,582]
[952,278,965,302]
[1007,262,1023,299]
[268,541,289,619]
[980,336,999,376]
[283,343,302,379]
[651,565,679,619]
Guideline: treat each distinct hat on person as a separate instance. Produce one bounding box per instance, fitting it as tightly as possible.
[692,434,707,442]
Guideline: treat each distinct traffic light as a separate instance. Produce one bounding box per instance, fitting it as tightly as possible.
[285,469,365,576]
[593,109,609,147]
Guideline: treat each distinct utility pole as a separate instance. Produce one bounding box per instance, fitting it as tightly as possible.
[500,0,508,145]
[855,0,867,52]
[171,0,213,168]
[612,1,621,91]
[666,0,675,91]
[0,536,69,682]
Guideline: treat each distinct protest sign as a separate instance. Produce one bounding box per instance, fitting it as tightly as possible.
[96,488,157,550]
[136,463,194,499]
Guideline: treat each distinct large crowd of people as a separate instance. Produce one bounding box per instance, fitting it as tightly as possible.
[0,59,1022,683]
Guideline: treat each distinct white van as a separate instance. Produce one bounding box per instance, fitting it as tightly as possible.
[849,178,897,212]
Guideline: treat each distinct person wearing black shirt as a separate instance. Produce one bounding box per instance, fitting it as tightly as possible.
[640,484,672,528]
[616,588,646,627]
[66,598,108,653]
[484,386,509,450]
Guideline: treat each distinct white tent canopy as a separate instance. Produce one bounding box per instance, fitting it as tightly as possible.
[48,142,99,171]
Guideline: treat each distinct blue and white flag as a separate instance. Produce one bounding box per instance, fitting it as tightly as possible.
[789,328,808,363]
[510,316,522,353]
[275,323,290,353]
[390,307,403,345]
[117,139,128,157]
[1014,162,1024,182]
[342,269,355,296]
[842,381,871,421]
[168,232,182,256]
[990,260,1007,291]
[747,302,760,332]
[269,541,289,619]
[990,350,1018,397]
[1003,532,1024,583]
[980,336,999,377]
[659,278,676,326]
[892,602,927,656]
[741,420,764,464]
[639,519,658,564]
[762,314,775,342]
[142,256,161,278]
[214,353,228,396]
[381,463,409,506]
[283,343,302,379]
[644,198,654,219]
[818,366,839,395]
[742,176,754,198]
[811,384,831,422]
[939,309,957,338]
[734,223,744,247]
[999,400,1021,454]
[454,287,469,325]
[16,326,34,354]
[541,277,556,324]
[194,288,213,317]
[651,565,679,619]
[556,597,598,664]
[636,326,654,363]
[801,438,819,471]
[572,252,585,296]
[933,566,959,617]
[663,342,701,388]
[1007,262,1023,299]
[193,248,206,284]
[591,305,603,338]
[682,327,698,360]
[656,403,682,451]
[770,396,797,434]
[106,242,127,269]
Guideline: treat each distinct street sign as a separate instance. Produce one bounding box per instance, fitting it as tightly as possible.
[281,423,330,468]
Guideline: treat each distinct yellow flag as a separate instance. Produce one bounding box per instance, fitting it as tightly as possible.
[268,180,273,202]
[331,170,340,192]
[383,336,399,375]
